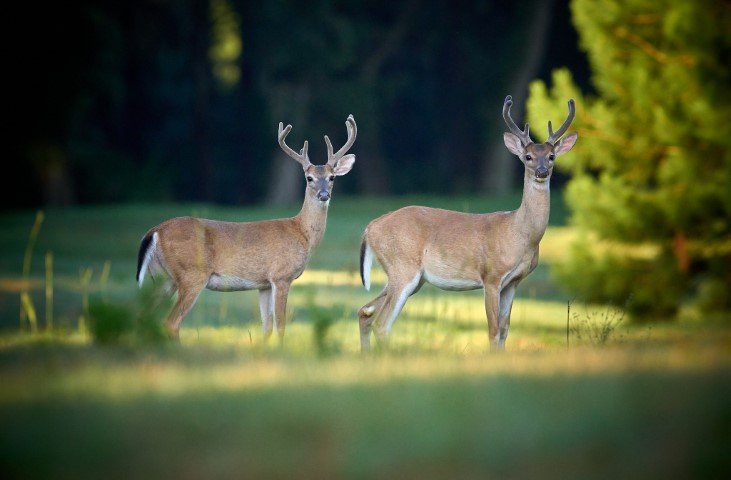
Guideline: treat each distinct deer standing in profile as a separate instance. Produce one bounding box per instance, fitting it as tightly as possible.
[358,96,577,351]
[136,115,357,340]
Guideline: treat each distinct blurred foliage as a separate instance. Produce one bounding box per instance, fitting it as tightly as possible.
[88,289,169,345]
[209,0,242,89]
[528,0,731,319]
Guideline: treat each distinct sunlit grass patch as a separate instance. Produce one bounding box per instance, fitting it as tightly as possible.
[185,287,719,355]
[297,268,386,287]
[0,326,728,406]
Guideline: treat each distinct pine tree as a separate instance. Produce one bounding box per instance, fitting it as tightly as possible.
[528,0,731,318]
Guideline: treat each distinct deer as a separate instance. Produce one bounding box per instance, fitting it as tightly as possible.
[357,96,577,352]
[136,115,357,341]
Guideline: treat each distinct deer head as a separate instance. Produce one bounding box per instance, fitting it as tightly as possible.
[278,115,357,203]
[502,95,578,183]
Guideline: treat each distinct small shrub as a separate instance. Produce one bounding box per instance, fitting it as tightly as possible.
[89,302,133,344]
[134,304,168,345]
[88,290,169,346]
[569,304,626,347]
[694,276,731,315]
[304,293,342,357]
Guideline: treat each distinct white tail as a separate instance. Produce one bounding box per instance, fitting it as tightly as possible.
[357,96,578,352]
[136,231,158,288]
[137,116,357,340]
[360,238,374,291]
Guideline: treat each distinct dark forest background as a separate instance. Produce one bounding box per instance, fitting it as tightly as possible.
[6,0,590,209]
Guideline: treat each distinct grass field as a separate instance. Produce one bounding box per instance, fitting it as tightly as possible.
[0,194,567,332]
[0,196,729,478]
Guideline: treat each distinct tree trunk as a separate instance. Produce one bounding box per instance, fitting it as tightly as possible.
[480,0,553,195]
[353,84,390,194]
[354,0,418,195]
[265,84,311,205]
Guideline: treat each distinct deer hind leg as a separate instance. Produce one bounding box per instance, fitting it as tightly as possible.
[370,272,422,348]
[259,288,274,340]
[165,278,206,340]
[358,290,387,351]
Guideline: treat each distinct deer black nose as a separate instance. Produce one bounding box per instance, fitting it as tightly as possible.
[317,191,330,201]
[535,167,549,179]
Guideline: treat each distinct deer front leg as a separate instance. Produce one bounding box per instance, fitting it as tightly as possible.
[272,280,291,343]
[259,288,274,340]
[497,282,518,349]
[483,284,502,351]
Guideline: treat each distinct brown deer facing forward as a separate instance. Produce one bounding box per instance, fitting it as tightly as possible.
[136,115,357,340]
[358,96,577,351]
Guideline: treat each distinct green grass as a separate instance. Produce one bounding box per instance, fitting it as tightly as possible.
[0,327,728,479]
[0,197,729,478]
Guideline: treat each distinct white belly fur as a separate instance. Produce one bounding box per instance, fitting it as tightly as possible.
[206,274,267,291]
[424,270,482,291]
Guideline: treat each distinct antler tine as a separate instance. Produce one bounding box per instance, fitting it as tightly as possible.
[503,95,532,145]
[326,114,357,166]
[300,140,309,159]
[547,99,576,144]
[324,135,334,159]
[278,121,310,167]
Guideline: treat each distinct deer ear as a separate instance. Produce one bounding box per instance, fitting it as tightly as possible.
[333,154,355,176]
[503,132,524,157]
[554,132,578,156]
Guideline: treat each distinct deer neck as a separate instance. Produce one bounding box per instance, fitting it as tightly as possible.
[513,172,551,245]
[296,194,329,250]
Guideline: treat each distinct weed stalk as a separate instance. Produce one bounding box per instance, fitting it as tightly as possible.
[20,211,44,331]
[78,267,93,333]
[45,251,53,331]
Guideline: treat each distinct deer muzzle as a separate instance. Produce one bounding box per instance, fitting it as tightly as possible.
[535,166,549,179]
[317,190,331,202]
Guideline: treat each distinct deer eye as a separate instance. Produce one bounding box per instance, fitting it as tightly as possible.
[306,176,314,182]
[328,176,334,182]
[549,154,555,161]
[525,155,532,161]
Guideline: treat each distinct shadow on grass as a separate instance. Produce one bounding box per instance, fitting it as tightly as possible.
[0,370,727,479]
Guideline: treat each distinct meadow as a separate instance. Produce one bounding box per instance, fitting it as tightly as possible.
[0,195,728,478]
